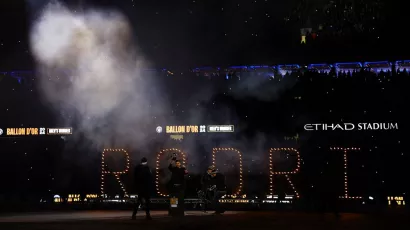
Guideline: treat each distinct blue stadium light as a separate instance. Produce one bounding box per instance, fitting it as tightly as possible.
[364,61,390,67]
[309,63,328,66]
[309,63,328,67]
[249,65,269,69]
[335,62,362,68]
[278,64,300,69]
[308,64,331,69]
[10,71,33,75]
[230,66,247,69]
[10,71,32,73]
[194,67,214,70]
[395,60,410,66]
[9,71,33,80]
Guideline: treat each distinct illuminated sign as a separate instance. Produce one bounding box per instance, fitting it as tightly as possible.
[6,128,39,136]
[101,149,130,197]
[170,197,178,207]
[208,125,234,132]
[166,125,199,133]
[2,127,70,136]
[220,199,249,203]
[53,195,62,203]
[67,194,81,202]
[101,146,364,200]
[86,194,98,199]
[155,149,187,197]
[388,196,406,206]
[304,123,398,131]
[269,148,300,198]
[161,125,233,134]
[212,148,243,195]
[156,126,163,133]
[47,128,72,135]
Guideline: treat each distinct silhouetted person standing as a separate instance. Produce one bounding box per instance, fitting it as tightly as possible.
[168,158,188,216]
[132,157,153,220]
[209,169,226,215]
[200,166,214,212]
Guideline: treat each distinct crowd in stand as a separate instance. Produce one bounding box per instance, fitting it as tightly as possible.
[288,0,384,35]
[0,64,408,209]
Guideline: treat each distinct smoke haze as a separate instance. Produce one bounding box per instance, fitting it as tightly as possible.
[28,1,294,180]
[30,2,169,150]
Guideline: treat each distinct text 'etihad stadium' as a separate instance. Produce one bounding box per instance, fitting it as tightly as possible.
[304,123,398,131]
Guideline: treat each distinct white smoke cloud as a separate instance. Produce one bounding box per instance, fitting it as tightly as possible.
[28,1,288,181]
[30,2,168,149]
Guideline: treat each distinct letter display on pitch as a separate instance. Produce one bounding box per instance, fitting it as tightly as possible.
[101,145,364,200]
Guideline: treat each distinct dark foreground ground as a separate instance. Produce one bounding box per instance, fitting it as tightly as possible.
[0,210,409,230]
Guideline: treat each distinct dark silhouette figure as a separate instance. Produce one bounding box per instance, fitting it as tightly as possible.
[132,157,153,220]
[209,170,226,215]
[168,159,188,216]
[200,166,214,212]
